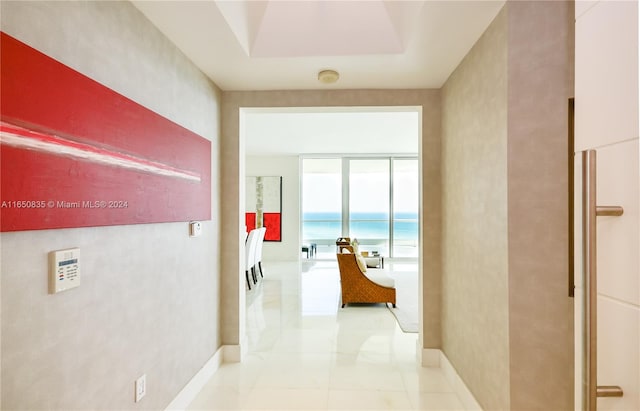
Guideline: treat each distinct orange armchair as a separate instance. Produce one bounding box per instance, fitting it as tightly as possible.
[336,252,396,308]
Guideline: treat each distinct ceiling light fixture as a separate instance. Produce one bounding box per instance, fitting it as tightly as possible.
[318,69,339,84]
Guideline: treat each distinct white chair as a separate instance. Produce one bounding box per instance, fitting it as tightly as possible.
[254,227,267,280]
[245,229,259,290]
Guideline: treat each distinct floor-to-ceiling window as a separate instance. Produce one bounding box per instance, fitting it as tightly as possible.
[302,156,418,258]
[301,158,343,252]
[349,159,391,255]
[392,158,419,257]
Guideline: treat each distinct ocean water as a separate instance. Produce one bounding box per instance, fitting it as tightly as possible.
[302,212,418,241]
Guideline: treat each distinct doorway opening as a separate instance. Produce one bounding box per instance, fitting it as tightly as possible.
[241,106,422,335]
[242,106,420,263]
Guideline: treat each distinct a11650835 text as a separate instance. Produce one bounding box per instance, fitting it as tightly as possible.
[1,200,129,209]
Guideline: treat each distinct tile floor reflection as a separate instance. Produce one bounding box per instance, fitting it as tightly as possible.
[188,260,466,410]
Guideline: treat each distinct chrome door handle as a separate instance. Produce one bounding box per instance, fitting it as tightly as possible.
[581,149,624,410]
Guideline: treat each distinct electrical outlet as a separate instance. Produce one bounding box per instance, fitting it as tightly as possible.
[135,374,146,402]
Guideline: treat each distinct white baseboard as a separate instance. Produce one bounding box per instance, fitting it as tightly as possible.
[422,349,483,411]
[165,345,233,411]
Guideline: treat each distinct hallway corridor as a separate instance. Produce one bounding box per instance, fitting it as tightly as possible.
[188,260,465,410]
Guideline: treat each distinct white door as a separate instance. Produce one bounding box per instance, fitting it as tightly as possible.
[575,1,640,410]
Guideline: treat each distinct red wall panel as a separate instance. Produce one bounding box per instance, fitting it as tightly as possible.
[0,32,211,231]
[245,213,256,232]
[263,213,281,241]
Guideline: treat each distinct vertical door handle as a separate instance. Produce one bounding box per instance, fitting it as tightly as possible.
[581,150,624,411]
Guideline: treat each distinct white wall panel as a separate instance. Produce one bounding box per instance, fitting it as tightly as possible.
[596,140,640,306]
[575,0,638,151]
[575,1,640,410]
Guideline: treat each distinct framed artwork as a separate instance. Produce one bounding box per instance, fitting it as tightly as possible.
[0,32,211,232]
[246,176,282,241]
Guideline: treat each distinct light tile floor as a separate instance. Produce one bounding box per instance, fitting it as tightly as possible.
[188,260,466,411]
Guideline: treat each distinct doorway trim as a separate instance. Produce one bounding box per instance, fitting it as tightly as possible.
[220,89,442,362]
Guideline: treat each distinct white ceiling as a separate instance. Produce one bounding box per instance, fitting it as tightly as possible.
[131,0,504,155]
[132,0,505,91]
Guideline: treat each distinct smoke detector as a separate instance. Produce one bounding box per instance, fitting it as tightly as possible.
[318,69,339,84]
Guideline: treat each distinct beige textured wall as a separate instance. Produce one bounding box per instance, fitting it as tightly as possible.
[441,2,574,410]
[1,2,221,410]
[441,8,510,411]
[221,90,442,350]
[507,1,574,409]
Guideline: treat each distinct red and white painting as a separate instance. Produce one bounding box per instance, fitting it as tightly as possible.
[246,176,282,241]
[0,32,211,232]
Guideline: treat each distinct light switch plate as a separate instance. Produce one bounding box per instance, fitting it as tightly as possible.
[135,374,146,402]
[189,221,202,237]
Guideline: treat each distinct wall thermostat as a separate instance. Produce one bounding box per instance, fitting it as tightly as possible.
[49,247,81,294]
